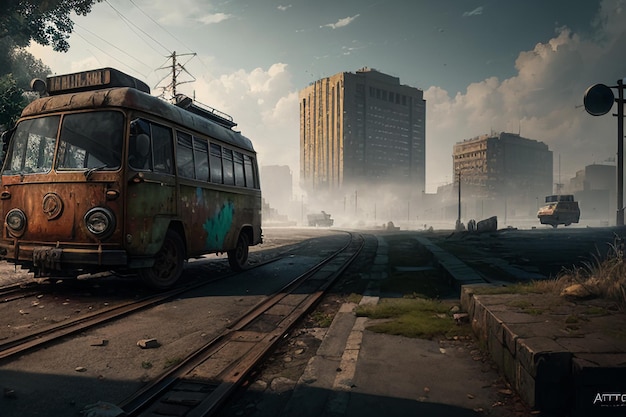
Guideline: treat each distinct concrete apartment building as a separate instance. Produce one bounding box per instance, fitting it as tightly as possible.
[299,68,426,197]
[567,163,615,222]
[452,132,553,219]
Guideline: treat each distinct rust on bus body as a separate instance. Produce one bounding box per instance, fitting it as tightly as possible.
[0,172,123,262]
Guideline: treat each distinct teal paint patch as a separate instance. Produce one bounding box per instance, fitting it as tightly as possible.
[203,201,234,250]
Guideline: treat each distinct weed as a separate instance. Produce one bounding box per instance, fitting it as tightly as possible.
[141,361,153,369]
[345,293,362,304]
[356,298,471,339]
[507,300,533,309]
[558,233,626,309]
[311,311,333,328]
[163,357,182,369]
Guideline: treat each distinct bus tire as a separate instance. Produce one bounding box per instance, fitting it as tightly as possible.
[228,232,249,271]
[139,230,185,289]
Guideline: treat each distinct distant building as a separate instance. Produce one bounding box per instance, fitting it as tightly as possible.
[299,67,425,194]
[260,165,293,220]
[567,164,615,222]
[452,132,553,219]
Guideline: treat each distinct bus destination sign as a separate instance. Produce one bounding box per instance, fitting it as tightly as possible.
[45,68,151,95]
[48,69,112,94]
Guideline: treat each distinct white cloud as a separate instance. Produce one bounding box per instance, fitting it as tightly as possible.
[197,12,231,25]
[424,0,626,192]
[462,6,483,17]
[188,64,299,177]
[321,14,360,29]
[278,5,292,11]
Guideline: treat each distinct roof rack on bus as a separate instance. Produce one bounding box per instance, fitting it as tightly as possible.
[174,94,237,129]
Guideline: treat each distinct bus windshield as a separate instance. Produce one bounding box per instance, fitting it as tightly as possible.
[3,111,124,176]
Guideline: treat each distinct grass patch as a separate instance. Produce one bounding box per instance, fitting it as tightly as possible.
[356,298,470,339]
[311,311,334,328]
[163,357,183,369]
[473,280,567,296]
[345,293,362,304]
[507,300,533,309]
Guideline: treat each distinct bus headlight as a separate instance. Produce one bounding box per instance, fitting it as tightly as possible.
[84,207,115,238]
[6,209,26,237]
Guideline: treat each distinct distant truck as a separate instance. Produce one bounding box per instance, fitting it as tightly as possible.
[307,211,334,227]
[537,194,580,228]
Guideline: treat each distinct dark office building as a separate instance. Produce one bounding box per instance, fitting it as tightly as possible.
[451,132,553,219]
[299,68,425,195]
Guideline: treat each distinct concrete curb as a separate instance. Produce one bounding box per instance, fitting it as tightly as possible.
[418,235,626,416]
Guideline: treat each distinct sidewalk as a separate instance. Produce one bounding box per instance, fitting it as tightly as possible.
[275,236,518,417]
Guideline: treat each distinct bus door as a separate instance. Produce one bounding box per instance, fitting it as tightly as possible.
[125,118,177,266]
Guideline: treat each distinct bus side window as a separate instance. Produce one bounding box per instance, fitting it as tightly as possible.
[151,124,173,174]
[233,151,245,187]
[243,154,255,188]
[210,143,222,184]
[176,131,194,178]
[129,133,151,170]
[223,148,234,185]
[193,137,209,181]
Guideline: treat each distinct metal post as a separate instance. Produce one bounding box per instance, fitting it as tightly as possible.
[618,79,625,226]
[457,171,461,222]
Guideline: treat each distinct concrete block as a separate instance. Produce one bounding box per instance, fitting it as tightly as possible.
[516,361,536,407]
[516,337,569,378]
[501,322,518,357]
[488,327,504,367]
[502,345,516,386]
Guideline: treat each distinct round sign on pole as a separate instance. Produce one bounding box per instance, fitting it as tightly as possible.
[584,83,615,116]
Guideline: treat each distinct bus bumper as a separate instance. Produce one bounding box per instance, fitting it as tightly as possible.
[0,241,127,274]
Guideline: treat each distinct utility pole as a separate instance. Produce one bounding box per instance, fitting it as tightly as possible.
[155,51,197,101]
[584,79,626,226]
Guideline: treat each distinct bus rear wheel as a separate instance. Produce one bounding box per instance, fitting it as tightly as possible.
[139,230,185,289]
[228,232,249,271]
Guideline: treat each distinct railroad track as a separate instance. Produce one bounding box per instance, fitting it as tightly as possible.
[0,282,41,303]
[118,231,365,417]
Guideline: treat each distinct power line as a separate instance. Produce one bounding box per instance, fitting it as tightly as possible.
[103,0,171,55]
[126,0,214,77]
[128,0,194,54]
[74,23,152,74]
[72,28,149,77]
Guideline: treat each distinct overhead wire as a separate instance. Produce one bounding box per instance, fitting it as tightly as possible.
[71,28,149,78]
[128,0,194,55]
[72,0,216,95]
[125,0,216,81]
[74,22,152,75]
[103,0,171,56]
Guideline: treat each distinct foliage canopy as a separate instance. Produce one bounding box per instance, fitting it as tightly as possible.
[1,0,102,52]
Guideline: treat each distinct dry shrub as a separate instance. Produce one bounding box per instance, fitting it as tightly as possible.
[556,233,626,309]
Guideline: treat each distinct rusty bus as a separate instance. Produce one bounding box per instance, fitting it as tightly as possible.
[0,68,262,288]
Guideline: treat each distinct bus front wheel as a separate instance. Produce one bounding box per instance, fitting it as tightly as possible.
[228,232,249,271]
[139,230,185,289]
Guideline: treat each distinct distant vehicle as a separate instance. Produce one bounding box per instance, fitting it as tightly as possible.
[307,211,334,227]
[0,68,262,289]
[537,194,580,228]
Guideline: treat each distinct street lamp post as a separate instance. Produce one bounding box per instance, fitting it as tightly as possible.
[584,79,626,226]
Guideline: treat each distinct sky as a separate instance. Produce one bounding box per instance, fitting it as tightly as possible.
[26,0,626,193]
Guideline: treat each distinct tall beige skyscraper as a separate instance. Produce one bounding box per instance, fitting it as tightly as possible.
[299,68,425,196]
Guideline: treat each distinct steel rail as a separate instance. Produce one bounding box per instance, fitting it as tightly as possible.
[119,231,364,417]
[0,282,40,303]
[0,256,286,361]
